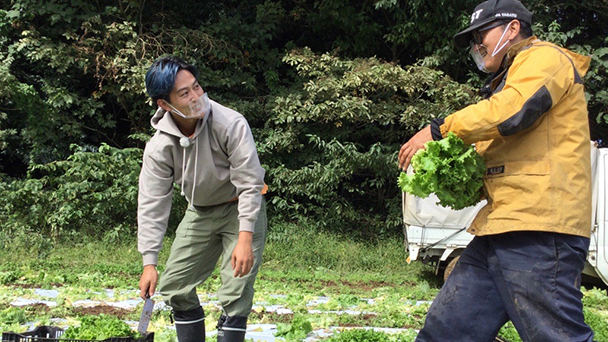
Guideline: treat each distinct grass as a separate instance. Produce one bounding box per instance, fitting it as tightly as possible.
[0,222,438,292]
[1,222,607,341]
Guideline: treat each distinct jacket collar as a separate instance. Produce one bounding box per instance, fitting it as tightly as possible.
[489,36,538,91]
[503,36,539,68]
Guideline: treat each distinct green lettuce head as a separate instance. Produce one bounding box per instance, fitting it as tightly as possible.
[398,132,486,210]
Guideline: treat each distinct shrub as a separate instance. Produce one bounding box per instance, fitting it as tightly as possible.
[260,48,478,238]
[0,143,184,243]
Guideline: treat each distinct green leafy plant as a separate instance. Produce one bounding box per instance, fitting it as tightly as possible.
[0,143,186,249]
[328,329,390,342]
[0,307,28,326]
[62,314,142,340]
[275,314,313,341]
[398,132,485,210]
[327,328,417,341]
[584,307,608,342]
[0,144,145,242]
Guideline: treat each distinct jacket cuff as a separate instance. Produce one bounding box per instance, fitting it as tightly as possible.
[239,219,256,233]
[430,118,445,141]
[142,252,159,267]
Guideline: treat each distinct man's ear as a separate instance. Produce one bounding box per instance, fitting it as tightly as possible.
[509,20,521,40]
[157,98,171,111]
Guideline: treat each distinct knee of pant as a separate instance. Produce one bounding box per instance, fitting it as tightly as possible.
[217,314,247,329]
[162,289,200,313]
[173,306,205,323]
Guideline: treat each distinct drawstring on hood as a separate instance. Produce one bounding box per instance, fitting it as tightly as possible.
[151,106,207,204]
[179,137,191,148]
[178,136,198,201]
[179,138,190,195]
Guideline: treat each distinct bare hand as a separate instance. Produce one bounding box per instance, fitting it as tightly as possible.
[139,265,158,299]
[398,125,433,171]
[232,231,254,277]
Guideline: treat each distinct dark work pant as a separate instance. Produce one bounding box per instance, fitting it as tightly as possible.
[416,231,595,342]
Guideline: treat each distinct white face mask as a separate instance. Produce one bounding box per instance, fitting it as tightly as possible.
[166,92,211,120]
[469,22,512,73]
[470,44,490,73]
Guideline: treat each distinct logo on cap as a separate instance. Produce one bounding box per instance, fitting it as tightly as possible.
[495,12,517,18]
[471,9,483,23]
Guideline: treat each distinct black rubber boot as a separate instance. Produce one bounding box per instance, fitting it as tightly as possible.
[173,306,205,342]
[216,315,247,342]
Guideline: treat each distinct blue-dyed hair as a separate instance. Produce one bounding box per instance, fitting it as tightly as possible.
[145,56,199,103]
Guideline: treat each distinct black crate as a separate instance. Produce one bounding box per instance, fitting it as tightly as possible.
[2,326,154,342]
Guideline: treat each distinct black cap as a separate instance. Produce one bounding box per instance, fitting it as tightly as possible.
[453,0,533,49]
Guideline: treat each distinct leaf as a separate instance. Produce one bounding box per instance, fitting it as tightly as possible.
[398,132,485,210]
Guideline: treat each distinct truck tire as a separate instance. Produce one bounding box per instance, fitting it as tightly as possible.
[443,255,460,283]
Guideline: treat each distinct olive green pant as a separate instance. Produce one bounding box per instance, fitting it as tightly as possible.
[159,198,267,317]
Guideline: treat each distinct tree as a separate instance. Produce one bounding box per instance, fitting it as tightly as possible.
[258,48,478,237]
[1,0,606,239]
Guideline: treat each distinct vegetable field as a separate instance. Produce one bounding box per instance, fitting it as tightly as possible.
[1,229,607,341]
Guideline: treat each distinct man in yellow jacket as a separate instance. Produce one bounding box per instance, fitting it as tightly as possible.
[399,0,595,341]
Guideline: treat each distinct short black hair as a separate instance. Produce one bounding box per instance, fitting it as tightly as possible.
[145,56,199,103]
[519,20,534,38]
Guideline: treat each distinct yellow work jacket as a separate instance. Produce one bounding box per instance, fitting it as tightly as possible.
[436,37,592,237]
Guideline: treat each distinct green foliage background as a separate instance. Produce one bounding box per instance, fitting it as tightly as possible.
[0,0,606,241]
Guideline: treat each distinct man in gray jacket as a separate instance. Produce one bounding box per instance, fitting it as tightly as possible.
[138,56,267,342]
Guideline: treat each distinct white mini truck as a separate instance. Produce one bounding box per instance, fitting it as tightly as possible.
[402,142,608,286]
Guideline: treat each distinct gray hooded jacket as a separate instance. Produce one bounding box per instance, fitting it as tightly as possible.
[137,100,265,266]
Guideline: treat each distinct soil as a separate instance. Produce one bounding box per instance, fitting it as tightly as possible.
[72,305,133,320]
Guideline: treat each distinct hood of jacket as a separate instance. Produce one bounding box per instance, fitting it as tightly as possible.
[507,37,590,75]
